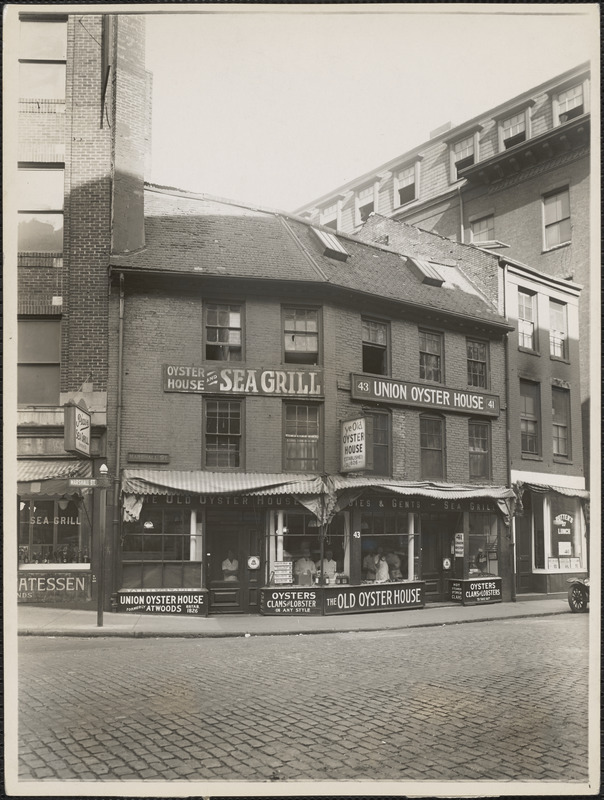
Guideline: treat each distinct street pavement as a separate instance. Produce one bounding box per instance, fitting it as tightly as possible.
[14,612,591,790]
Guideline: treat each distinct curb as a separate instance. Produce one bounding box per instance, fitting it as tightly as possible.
[17,609,571,639]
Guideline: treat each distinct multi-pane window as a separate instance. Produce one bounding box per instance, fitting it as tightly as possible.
[320,202,338,230]
[520,380,540,455]
[19,18,67,110]
[362,318,389,375]
[467,339,488,388]
[543,188,571,249]
[517,290,536,351]
[205,400,242,468]
[420,416,445,480]
[552,387,570,458]
[18,318,60,405]
[365,412,390,477]
[205,303,242,361]
[396,166,416,206]
[501,112,526,148]
[284,404,320,471]
[557,85,584,123]
[283,308,319,365]
[470,215,494,243]
[453,136,475,178]
[469,421,490,479]
[549,300,568,359]
[357,186,374,224]
[18,498,87,564]
[419,330,443,383]
[18,167,64,253]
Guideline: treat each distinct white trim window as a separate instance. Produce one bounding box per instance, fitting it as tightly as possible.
[355,185,375,226]
[543,188,571,250]
[555,84,585,125]
[549,299,568,360]
[500,112,526,149]
[517,290,537,351]
[470,215,495,243]
[450,135,475,181]
[552,386,571,459]
[394,164,417,207]
[532,494,586,572]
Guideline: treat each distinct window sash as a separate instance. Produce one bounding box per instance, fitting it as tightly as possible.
[419,331,442,382]
[520,382,540,454]
[284,405,320,470]
[420,418,444,479]
[205,304,242,361]
[205,401,241,467]
[471,216,494,242]
[469,422,490,478]
[467,340,487,388]
[552,388,570,457]
[284,308,319,360]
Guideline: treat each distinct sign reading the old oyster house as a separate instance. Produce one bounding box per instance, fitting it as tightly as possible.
[163,365,323,397]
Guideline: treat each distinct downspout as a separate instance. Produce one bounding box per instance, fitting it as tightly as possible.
[502,260,516,601]
[111,271,125,602]
[457,184,465,244]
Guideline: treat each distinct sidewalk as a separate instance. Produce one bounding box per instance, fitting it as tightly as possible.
[17,596,571,638]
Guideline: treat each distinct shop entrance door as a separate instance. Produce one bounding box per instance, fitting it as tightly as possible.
[515,518,533,593]
[207,526,263,614]
[421,513,455,602]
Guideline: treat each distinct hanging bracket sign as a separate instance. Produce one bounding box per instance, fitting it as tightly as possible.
[64,400,91,457]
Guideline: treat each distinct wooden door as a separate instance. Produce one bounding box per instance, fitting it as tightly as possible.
[208,526,263,614]
[421,513,454,602]
[515,516,533,593]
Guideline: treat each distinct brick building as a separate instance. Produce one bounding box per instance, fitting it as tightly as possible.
[105,187,517,616]
[356,215,588,596]
[15,11,149,606]
[294,64,592,484]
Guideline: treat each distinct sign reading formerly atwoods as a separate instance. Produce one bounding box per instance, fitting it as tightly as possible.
[341,416,367,472]
[350,373,500,417]
[163,365,323,397]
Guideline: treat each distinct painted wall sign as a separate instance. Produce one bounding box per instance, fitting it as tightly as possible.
[117,589,208,616]
[350,373,500,417]
[323,581,424,615]
[449,577,502,605]
[18,572,91,603]
[163,365,323,398]
[347,496,499,514]
[341,416,367,472]
[64,401,91,456]
[259,588,321,615]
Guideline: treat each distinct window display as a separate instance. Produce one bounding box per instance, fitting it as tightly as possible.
[360,510,420,583]
[18,498,88,564]
[468,513,499,577]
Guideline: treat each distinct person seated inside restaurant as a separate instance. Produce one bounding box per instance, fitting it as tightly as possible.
[316,548,338,581]
[375,547,390,583]
[386,550,403,581]
[294,546,317,585]
[221,549,239,582]
[362,547,378,582]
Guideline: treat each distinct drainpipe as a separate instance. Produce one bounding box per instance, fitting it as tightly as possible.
[457,184,465,244]
[502,260,516,601]
[111,271,125,602]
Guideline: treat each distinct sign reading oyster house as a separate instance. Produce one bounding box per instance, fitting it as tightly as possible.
[341,416,367,472]
[351,373,500,417]
[163,365,323,397]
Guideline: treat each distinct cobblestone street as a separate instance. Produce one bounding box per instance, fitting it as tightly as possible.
[17,615,589,787]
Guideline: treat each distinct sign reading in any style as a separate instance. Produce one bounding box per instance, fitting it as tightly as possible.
[449,577,502,605]
[117,590,208,616]
[323,581,424,615]
[64,401,91,456]
[350,373,500,417]
[163,365,323,398]
[259,588,321,615]
[340,416,367,472]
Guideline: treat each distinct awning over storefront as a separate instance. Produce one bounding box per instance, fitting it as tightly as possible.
[17,459,93,497]
[121,469,325,521]
[514,480,590,500]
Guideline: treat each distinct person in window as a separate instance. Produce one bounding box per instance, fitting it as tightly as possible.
[294,547,317,585]
[474,548,488,574]
[375,548,390,583]
[316,548,338,581]
[222,549,239,582]
[362,547,378,582]
[386,550,403,581]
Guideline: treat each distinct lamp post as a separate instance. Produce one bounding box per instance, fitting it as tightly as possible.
[97,463,110,628]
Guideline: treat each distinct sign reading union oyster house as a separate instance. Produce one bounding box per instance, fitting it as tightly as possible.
[163,365,323,397]
[351,373,500,417]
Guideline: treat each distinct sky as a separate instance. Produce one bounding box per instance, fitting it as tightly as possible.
[145,4,598,211]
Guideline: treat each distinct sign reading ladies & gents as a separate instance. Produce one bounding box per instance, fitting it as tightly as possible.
[351,373,500,417]
[163,365,323,398]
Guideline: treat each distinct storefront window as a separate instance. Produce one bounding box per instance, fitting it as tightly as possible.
[547,495,583,571]
[18,498,88,564]
[121,506,202,589]
[468,513,499,577]
[267,510,349,586]
[360,510,420,583]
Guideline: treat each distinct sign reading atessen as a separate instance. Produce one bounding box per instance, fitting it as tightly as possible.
[163,365,323,397]
[351,373,499,417]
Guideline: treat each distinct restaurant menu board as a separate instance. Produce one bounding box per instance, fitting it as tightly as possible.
[272,561,293,585]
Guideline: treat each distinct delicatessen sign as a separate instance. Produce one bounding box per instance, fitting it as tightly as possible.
[117,589,208,616]
[163,364,323,398]
[351,373,500,417]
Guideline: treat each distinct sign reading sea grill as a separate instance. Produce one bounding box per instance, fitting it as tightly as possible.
[351,373,500,417]
[163,365,323,398]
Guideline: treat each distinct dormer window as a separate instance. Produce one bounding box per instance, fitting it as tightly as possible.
[556,84,584,124]
[320,202,338,230]
[450,135,476,181]
[407,257,444,287]
[395,164,417,207]
[355,185,375,226]
[501,112,526,149]
[311,227,348,261]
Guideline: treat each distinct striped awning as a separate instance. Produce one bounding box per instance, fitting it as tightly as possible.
[17,459,93,497]
[515,481,590,500]
[328,475,515,500]
[121,469,324,497]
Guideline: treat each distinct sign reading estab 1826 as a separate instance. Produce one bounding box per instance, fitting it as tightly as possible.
[350,373,500,417]
[163,365,323,397]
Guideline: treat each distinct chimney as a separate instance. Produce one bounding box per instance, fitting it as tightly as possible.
[429,121,452,140]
